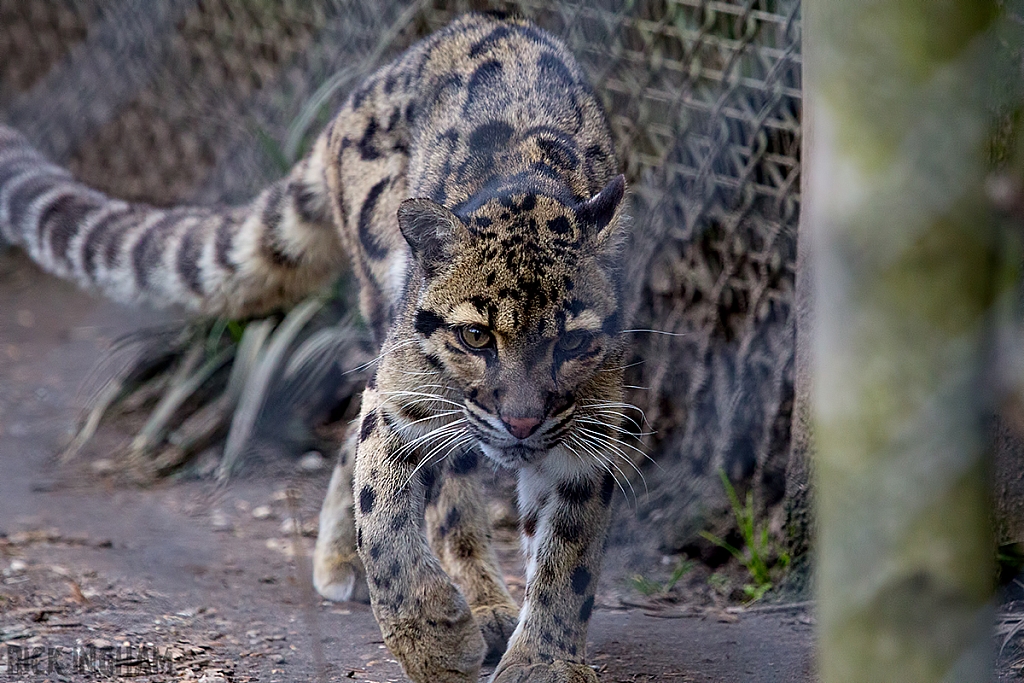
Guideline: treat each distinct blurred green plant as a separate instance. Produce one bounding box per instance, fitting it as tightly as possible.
[62,292,371,480]
[629,558,694,597]
[707,571,729,596]
[700,469,790,603]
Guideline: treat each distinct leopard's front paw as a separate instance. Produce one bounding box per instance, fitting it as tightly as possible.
[490,659,599,683]
[380,581,486,683]
[472,602,520,663]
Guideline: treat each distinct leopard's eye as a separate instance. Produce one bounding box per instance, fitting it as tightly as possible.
[458,324,494,350]
[557,331,592,355]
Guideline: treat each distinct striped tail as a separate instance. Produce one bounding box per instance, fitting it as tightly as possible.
[0,125,345,319]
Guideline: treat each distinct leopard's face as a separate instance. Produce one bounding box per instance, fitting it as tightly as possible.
[399,178,625,466]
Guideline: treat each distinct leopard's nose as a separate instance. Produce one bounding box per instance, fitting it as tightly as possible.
[502,416,542,440]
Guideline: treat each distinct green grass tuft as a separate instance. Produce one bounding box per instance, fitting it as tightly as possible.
[700,469,790,604]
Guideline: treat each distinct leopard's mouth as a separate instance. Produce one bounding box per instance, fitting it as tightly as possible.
[475,440,545,467]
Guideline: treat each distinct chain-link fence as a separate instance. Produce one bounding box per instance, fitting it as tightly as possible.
[0,0,802,554]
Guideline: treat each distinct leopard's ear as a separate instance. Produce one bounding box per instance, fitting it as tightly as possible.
[576,174,625,243]
[397,199,469,274]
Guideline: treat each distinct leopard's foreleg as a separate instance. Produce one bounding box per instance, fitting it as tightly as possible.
[490,453,615,683]
[352,390,486,683]
[425,450,521,662]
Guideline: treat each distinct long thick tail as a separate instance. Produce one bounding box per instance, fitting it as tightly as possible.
[0,125,345,318]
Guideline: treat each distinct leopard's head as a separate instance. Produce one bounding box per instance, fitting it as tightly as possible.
[398,175,627,466]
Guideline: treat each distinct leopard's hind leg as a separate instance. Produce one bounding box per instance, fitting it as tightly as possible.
[313,429,369,602]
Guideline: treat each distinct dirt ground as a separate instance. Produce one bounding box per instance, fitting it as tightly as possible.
[0,250,1018,682]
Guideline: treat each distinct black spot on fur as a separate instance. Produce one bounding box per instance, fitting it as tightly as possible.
[421,467,441,506]
[579,595,594,622]
[366,371,377,389]
[359,410,378,442]
[469,120,514,155]
[351,79,375,109]
[602,312,620,336]
[214,214,239,271]
[358,117,382,161]
[601,472,615,507]
[424,353,443,370]
[553,514,584,541]
[40,193,102,269]
[469,25,511,57]
[177,223,205,295]
[81,207,137,277]
[566,299,587,315]
[466,60,503,105]
[441,507,461,538]
[456,538,477,559]
[547,216,571,234]
[359,486,376,515]
[449,450,479,475]
[260,188,300,267]
[385,108,402,133]
[584,144,612,184]
[558,479,594,505]
[571,566,591,595]
[131,213,180,289]
[522,513,538,537]
[537,52,576,90]
[414,309,446,337]
[358,178,390,260]
[369,544,381,560]
[537,137,579,171]
[291,181,329,226]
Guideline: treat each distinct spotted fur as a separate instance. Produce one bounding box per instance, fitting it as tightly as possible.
[1,14,628,683]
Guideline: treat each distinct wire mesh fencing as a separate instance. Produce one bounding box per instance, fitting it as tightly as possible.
[0,0,802,553]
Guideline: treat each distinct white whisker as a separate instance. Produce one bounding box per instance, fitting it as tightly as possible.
[378,390,463,409]
[599,359,646,373]
[569,434,639,504]
[580,400,652,427]
[394,419,467,459]
[620,328,688,337]
[345,339,421,374]
[576,416,654,439]
[395,409,463,430]
[404,428,472,486]
[580,409,645,432]
[578,426,656,464]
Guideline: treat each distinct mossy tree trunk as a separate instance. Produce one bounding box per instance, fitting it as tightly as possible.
[806,1,1013,680]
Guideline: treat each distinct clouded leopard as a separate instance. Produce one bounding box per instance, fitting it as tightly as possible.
[0,13,629,683]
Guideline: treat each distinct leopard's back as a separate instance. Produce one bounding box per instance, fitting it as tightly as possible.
[327,13,620,340]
